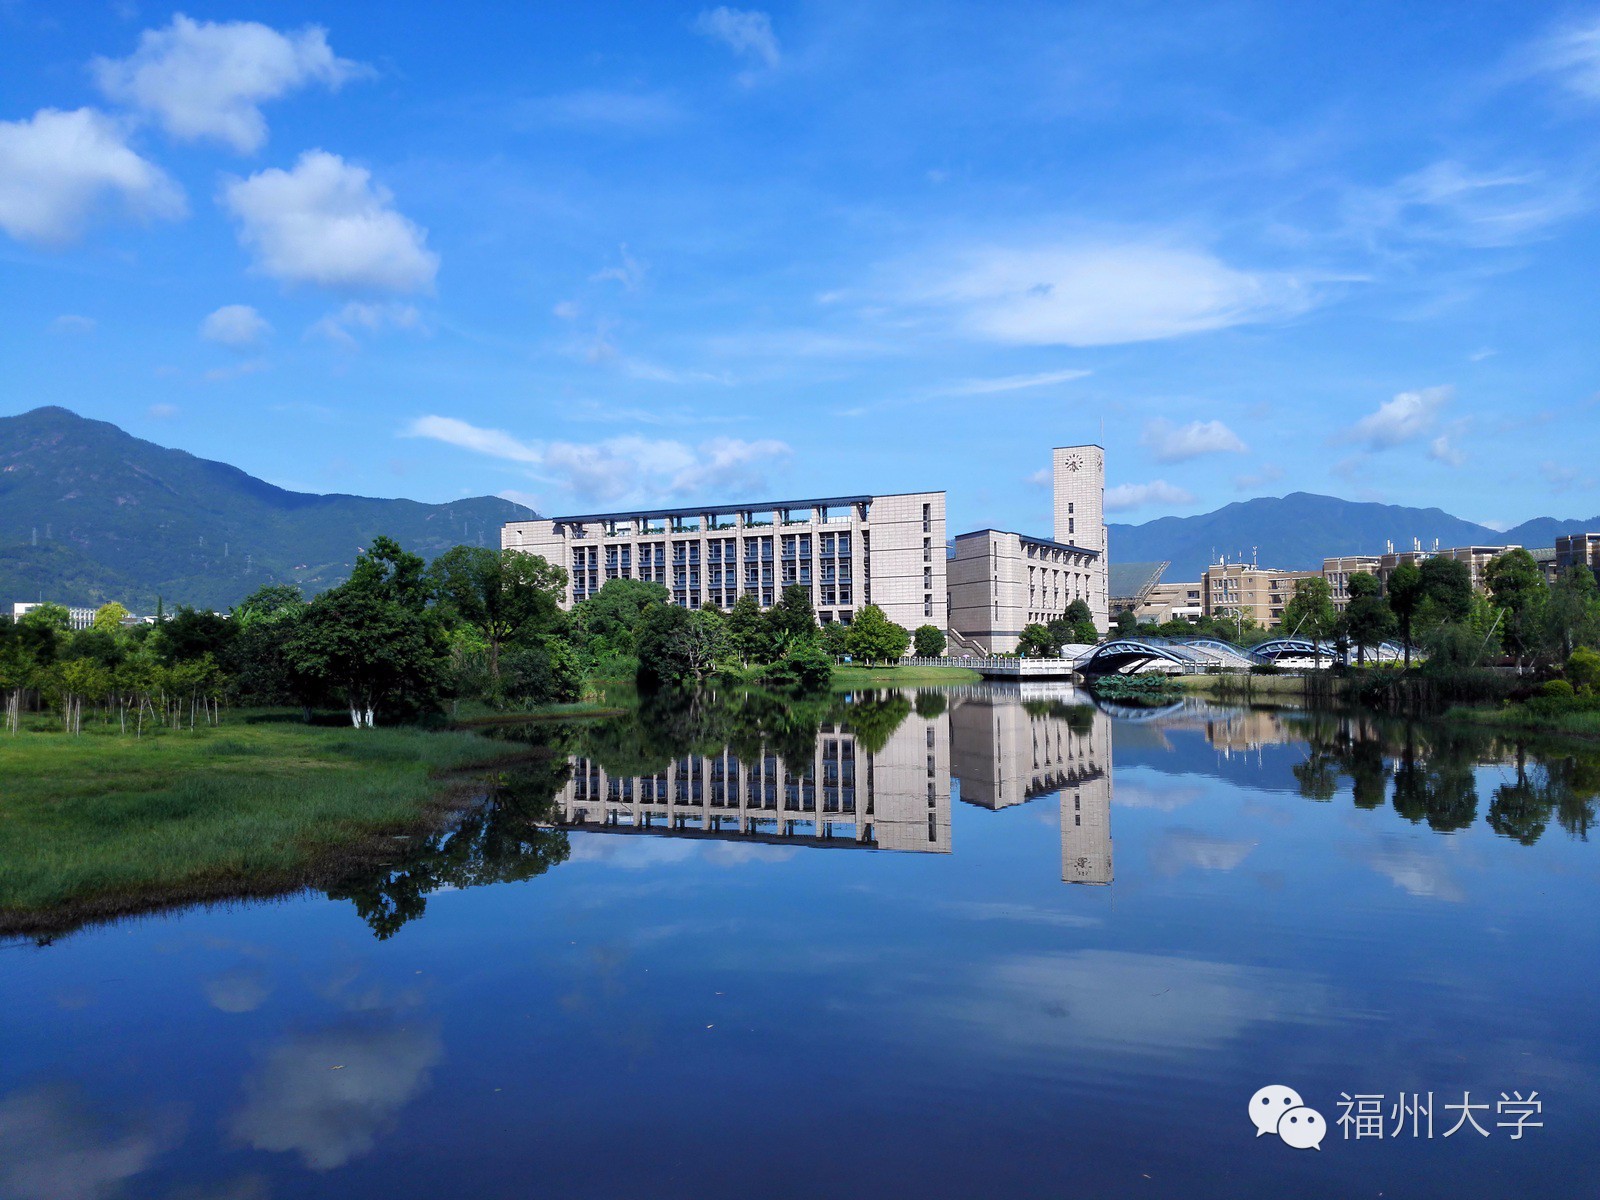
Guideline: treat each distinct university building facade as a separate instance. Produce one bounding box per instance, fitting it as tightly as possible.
[502,491,946,631]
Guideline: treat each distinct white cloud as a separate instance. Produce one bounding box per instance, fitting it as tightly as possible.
[405,416,541,464]
[694,8,781,68]
[403,415,791,507]
[590,243,646,291]
[943,367,1091,396]
[1347,385,1452,449]
[906,240,1311,347]
[1529,16,1600,100]
[1428,434,1466,467]
[201,303,271,348]
[552,300,581,320]
[309,301,423,348]
[1149,828,1257,875]
[1104,480,1196,512]
[221,151,438,292]
[48,314,96,334]
[147,402,179,419]
[0,107,185,245]
[1141,418,1248,462]
[93,14,368,153]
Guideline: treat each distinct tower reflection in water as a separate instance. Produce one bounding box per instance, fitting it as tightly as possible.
[557,684,1110,884]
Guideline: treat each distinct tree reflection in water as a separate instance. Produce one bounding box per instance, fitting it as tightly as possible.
[325,755,573,939]
[1286,712,1600,845]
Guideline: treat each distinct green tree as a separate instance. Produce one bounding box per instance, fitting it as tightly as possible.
[819,621,850,660]
[1387,562,1424,667]
[724,594,772,664]
[1419,557,1474,624]
[1546,565,1600,659]
[285,536,446,726]
[1113,609,1138,637]
[157,606,233,665]
[768,585,818,648]
[1017,623,1056,658]
[1341,572,1396,665]
[1485,549,1549,671]
[91,602,130,633]
[913,624,946,657]
[571,578,668,660]
[228,584,309,708]
[845,605,910,664]
[636,604,727,685]
[429,545,567,683]
[1281,576,1337,668]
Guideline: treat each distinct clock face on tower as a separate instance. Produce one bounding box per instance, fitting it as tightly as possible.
[1064,455,1084,472]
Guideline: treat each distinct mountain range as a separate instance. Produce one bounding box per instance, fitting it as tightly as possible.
[3,406,1596,612]
[1108,493,1600,580]
[0,407,533,612]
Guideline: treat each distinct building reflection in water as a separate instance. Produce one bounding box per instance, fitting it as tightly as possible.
[558,682,1111,885]
[561,710,952,853]
[947,684,1112,885]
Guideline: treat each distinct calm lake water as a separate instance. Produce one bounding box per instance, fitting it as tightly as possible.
[5,685,1600,1199]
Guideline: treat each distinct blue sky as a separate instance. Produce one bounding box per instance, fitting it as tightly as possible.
[3,2,1599,534]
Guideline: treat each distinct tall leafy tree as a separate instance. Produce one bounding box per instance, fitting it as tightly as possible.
[1341,572,1396,665]
[429,546,566,681]
[1419,557,1474,624]
[1281,576,1337,667]
[1387,562,1424,668]
[724,594,771,664]
[286,536,445,726]
[636,604,727,685]
[1545,565,1600,660]
[846,605,910,663]
[768,584,819,648]
[913,624,946,657]
[571,578,668,659]
[1485,549,1549,671]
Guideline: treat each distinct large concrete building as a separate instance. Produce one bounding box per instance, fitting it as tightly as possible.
[1201,562,1319,626]
[1556,533,1600,581]
[947,445,1108,654]
[502,491,945,630]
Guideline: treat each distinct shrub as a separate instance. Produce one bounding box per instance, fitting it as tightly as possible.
[1567,647,1600,693]
[913,625,946,657]
[1541,679,1576,699]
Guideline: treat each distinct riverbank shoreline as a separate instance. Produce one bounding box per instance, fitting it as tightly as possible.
[0,710,553,938]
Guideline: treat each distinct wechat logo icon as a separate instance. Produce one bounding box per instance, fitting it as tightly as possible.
[1250,1085,1326,1150]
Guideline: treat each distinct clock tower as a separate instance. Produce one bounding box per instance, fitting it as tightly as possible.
[1052,443,1108,630]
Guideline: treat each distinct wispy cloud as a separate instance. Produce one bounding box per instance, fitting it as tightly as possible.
[309,302,424,349]
[900,239,1314,347]
[1525,15,1600,101]
[403,415,791,507]
[590,243,646,291]
[1104,480,1196,512]
[694,8,781,77]
[517,89,684,130]
[1346,161,1586,249]
[200,303,271,348]
[48,314,97,335]
[942,367,1091,395]
[1141,418,1247,462]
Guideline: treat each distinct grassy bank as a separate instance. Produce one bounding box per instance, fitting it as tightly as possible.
[1443,702,1600,741]
[1179,674,1327,699]
[0,710,539,931]
[831,663,981,687]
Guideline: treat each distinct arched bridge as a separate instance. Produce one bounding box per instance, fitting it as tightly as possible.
[1075,636,1409,675]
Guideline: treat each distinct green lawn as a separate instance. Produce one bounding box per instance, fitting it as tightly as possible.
[831,663,981,687]
[0,709,536,930]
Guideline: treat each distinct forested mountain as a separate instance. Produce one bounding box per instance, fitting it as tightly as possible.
[0,407,533,612]
[1109,492,1600,580]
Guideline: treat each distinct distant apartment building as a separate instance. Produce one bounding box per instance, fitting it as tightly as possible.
[1375,543,1518,592]
[948,444,1108,654]
[1557,533,1600,581]
[1201,563,1319,626]
[11,601,97,630]
[502,492,945,630]
[1321,554,1383,610]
